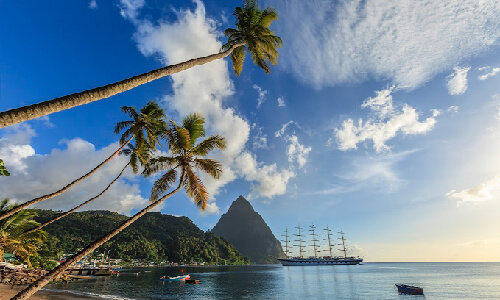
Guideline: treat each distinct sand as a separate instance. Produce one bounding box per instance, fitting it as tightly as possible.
[0,284,91,300]
[0,284,49,300]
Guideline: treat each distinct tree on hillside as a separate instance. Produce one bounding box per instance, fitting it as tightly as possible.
[0,0,282,128]
[0,199,47,267]
[0,101,166,221]
[12,113,226,300]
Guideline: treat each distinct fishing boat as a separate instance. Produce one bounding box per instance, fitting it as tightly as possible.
[395,284,424,295]
[161,274,190,281]
[277,225,363,266]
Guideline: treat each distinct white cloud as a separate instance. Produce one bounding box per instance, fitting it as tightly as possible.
[234,152,294,199]
[268,0,500,89]
[446,66,470,95]
[286,135,311,169]
[277,96,286,107]
[253,84,268,108]
[275,120,300,138]
[126,0,294,204]
[119,0,144,22]
[478,66,500,80]
[447,175,500,206]
[448,105,460,113]
[89,0,97,9]
[251,123,268,150]
[335,87,440,152]
[0,126,149,215]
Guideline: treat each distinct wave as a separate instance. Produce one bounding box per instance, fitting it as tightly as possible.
[42,288,135,300]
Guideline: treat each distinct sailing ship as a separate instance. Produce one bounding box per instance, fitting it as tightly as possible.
[277,225,363,266]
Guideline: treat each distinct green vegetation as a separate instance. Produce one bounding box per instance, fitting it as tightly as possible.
[30,209,249,265]
[0,199,47,267]
[223,0,283,75]
[0,159,9,176]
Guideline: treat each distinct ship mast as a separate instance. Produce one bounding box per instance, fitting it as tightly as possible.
[338,231,348,258]
[280,228,292,258]
[293,225,306,258]
[323,226,334,257]
[309,224,320,258]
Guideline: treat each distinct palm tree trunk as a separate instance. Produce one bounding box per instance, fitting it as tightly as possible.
[24,163,130,235]
[0,43,245,129]
[0,136,134,222]
[11,172,185,300]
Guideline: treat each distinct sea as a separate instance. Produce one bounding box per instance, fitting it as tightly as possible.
[40,263,500,299]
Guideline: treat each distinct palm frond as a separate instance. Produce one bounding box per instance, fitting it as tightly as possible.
[193,158,223,179]
[182,113,206,147]
[150,169,177,202]
[183,167,208,210]
[190,135,226,156]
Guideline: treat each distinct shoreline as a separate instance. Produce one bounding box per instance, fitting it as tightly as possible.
[0,284,91,300]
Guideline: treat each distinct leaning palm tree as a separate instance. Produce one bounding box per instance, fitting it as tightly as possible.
[0,0,282,128]
[0,199,47,266]
[24,143,152,234]
[0,101,166,221]
[12,113,225,300]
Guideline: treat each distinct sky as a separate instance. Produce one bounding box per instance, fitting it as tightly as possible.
[1,0,500,262]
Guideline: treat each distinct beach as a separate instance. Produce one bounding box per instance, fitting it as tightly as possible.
[0,284,90,300]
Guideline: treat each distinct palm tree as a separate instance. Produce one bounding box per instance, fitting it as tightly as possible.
[0,199,47,267]
[222,0,282,76]
[24,143,152,234]
[0,101,166,221]
[12,113,225,300]
[0,0,282,129]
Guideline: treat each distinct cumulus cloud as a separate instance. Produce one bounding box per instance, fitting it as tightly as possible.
[448,105,460,113]
[267,0,500,89]
[335,87,440,152]
[89,0,97,9]
[234,152,294,199]
[253,84,268,108]
[446,66,470,95]
[0,125,149,215]
[286,135,311,168]
[277,96,286,107]
[447,175,500,206]
[478,66,500,80]
[124,0,294,204]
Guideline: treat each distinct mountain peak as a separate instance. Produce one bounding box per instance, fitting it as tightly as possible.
[229,195,254,212]
[212,195,284,264]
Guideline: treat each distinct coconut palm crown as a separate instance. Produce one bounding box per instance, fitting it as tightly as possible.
[222,0,283,76]
[143,113,226,209]
[114,101,167,151]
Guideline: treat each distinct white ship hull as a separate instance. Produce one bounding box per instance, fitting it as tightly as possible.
[277,257,363,266]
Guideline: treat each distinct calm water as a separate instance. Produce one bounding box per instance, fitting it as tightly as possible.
[42,263,500,299]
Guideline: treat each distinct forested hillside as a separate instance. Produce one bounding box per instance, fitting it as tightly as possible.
[30,210,249,267]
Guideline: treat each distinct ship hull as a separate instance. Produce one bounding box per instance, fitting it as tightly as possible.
[277,258,363,266]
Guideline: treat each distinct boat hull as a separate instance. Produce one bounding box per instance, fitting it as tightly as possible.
[277,257,363,266]
[396,284,423,295]
[161,275,190,281]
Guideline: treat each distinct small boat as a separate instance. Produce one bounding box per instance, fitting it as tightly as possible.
[185,279,200,284]
[396,284,424,295]
[161,275,190,282]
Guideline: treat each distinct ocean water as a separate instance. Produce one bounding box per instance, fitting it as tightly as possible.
[41,263,500,299]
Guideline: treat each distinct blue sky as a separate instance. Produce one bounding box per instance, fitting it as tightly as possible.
[1,0,500,261]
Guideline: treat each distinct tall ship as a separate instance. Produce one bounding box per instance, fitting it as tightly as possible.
[277,225,363,266]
